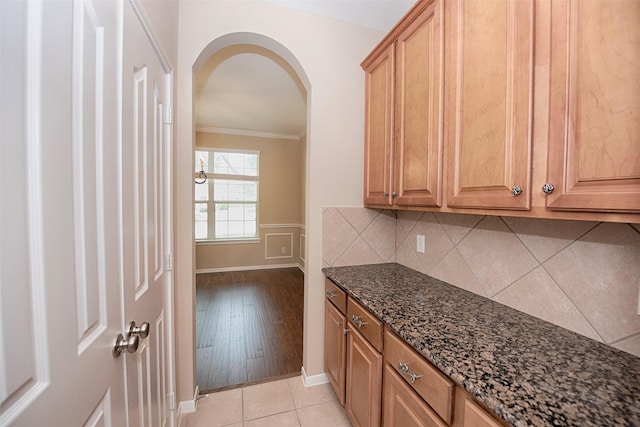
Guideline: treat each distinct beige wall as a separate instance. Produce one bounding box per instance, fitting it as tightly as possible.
[322,208,640,358]
[176,1,385,403]
[195,132,304,271]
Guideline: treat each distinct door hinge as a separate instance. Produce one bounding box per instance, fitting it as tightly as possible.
[166,253,173,271]
[168,392,176,411]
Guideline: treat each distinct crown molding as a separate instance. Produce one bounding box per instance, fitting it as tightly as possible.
[196,126,305,141]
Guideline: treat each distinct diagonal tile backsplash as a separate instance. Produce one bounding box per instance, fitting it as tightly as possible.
[323,207,640,357]
[322,207,396,268]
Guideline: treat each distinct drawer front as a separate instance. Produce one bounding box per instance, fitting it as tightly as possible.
[325,278,347,314]
[347,298,383,352]
[383,364,448,427]
[384,328,454,424]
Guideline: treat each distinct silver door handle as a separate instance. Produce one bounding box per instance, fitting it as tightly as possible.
[113,333,139,357]
[128,321,150,338]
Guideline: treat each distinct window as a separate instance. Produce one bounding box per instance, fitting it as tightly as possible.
[195,149,259,241]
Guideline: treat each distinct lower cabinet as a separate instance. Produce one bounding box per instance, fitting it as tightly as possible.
[383,364,447,427]
[324,278,505,427]
[452,387,504,427]
[345,326,383,427]
[324,299,346,405]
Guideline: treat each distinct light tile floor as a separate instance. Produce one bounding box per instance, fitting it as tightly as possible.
[181,376,352,427]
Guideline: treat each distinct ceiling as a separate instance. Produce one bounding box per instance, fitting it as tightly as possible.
[195,0,416,139]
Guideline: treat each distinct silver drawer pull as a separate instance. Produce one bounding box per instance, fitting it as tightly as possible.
[351,315,367,328]
[326,290,336,299]
[398,362,422,384]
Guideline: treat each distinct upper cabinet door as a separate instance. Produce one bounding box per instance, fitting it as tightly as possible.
[363,46,394,206]
[546,0,640,212]
[445,0,534,209]
[394,0,444,207]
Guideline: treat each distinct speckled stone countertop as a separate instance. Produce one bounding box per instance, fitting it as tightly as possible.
[322,263,640,427]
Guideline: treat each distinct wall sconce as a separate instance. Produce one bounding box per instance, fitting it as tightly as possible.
[195,158,207,184]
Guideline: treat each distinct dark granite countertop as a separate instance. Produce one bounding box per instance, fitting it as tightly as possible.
[322,263,640,427]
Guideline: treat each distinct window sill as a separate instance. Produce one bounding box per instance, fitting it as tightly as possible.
[195,238,261,246]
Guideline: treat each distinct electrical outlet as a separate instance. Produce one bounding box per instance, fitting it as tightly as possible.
[416,235,425,253]
[281,246,287,255]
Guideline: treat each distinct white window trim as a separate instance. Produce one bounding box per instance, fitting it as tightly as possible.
[194,147,260,242]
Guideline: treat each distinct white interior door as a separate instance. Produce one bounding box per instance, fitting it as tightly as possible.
[0,0,127,425]
[121,2,174,426]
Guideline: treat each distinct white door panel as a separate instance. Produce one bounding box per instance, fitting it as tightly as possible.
[1,0,126,425]
[0,0,174,425]
[122,2,172,425]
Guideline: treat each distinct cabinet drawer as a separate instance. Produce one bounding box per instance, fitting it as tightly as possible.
[347,298,383,352]
[325,278,347,314]
[383,363,448,427]
[384,328,454,424]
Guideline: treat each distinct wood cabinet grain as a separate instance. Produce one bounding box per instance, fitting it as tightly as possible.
[363,0,444,208]
[362,0,640,221]
[445,0,534,210]
[345,327,383,427]
[324,298,346,405]
[546,0,640,212]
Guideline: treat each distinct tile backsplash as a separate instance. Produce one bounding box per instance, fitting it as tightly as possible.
[322,207,640,358]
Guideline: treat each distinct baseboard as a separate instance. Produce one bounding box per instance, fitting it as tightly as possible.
[301,366,329,387]
[196,263,304,274]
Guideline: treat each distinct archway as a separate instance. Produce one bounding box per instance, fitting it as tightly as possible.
[192,32,311,392]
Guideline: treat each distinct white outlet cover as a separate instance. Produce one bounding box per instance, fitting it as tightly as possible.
[416,235,425,253]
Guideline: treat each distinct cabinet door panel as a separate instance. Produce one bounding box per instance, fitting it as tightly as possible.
[364,46,394,206]
[325,300,346,405]
[346,329,382,427]
[395,0,444,207]
[547,0,640,211]
[446,0,533,209]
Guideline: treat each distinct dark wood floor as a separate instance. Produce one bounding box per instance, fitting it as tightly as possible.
[195,268,304,393]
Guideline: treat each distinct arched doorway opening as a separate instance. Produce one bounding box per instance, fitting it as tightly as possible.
[192,33,310,392]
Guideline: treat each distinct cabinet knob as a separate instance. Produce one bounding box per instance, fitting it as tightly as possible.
[511,186,522,196]
[391,192,398,197]
[383,192,389,197]
[542,183,555,194]
[326,290,336,299]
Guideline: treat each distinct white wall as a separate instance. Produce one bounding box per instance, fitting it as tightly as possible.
[176,0,384,401]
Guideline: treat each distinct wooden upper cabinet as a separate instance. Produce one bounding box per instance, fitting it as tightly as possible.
[546,0,640,212]
[445,0,534,210]
[363,45,394,206]
[363,0,443,208]
[394,0,444,207]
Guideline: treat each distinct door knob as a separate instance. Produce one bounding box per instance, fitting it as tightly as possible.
[128,321,150,339]
[113,333,139,357]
